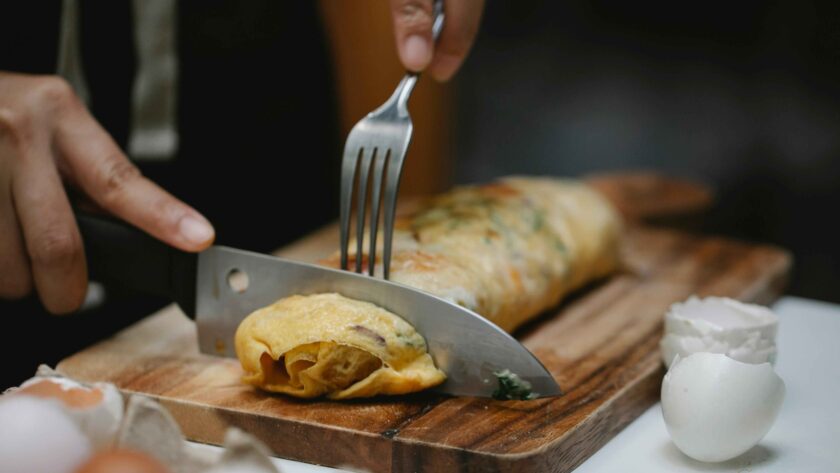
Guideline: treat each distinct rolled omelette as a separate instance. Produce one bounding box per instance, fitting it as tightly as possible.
[235,177,622,398]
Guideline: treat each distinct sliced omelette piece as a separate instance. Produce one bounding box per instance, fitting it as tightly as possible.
[234,293,446,399]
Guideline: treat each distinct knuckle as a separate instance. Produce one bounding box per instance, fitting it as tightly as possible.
[29,227,83,269]
[31,76,79,114]
[0,106,32,149]
[97,157,142,205]
[397,0,433,30]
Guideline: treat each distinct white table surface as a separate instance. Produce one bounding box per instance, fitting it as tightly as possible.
[188,296,840,473]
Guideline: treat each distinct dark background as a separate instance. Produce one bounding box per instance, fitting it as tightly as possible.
[453,0,840,302]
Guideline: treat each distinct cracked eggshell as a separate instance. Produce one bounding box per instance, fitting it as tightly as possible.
[661,353,785,462]
[11,374,123,449]
[660,296,778,367]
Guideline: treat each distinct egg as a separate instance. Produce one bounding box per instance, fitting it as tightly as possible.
[0,395,92,473]
[12,375,124,449]
[661,352,785,462]
[660,296,778,368]
[73,449,170,473]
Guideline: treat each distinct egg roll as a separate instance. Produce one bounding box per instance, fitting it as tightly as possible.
[325,176,621,332]
[236,177,621,398]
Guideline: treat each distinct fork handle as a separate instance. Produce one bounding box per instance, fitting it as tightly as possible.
[432,0,445,42]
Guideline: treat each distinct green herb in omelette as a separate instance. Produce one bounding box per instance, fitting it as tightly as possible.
[492,369,537,400]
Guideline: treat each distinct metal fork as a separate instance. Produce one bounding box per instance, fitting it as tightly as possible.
[339,0,445,279]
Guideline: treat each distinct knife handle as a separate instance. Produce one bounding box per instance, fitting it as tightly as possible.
[76,212,197,318]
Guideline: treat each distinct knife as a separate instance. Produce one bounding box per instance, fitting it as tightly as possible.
[76,213,561,398]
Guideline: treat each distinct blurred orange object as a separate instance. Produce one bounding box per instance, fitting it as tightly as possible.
[74,449,169,473]
[318,0,454,197]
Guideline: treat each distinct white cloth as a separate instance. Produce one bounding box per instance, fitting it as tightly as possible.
[56,0,178,161]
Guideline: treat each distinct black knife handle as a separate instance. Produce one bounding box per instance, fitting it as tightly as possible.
[76,212,197,318]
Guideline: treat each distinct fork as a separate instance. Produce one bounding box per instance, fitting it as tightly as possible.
[339,0,445,279]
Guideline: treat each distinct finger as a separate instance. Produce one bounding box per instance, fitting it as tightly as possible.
[0,184,32,299]
[10,137,87,314]
[0,124,33,299]
[54,101,215,253]
[390,0,435,72]
[428,0,485,81]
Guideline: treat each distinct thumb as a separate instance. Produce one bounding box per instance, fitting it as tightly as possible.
[390,0,435,72]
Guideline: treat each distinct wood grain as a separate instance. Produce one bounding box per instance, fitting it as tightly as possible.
[56,177,790,472]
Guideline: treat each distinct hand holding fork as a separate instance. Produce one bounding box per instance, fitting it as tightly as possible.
[339,1,446,279]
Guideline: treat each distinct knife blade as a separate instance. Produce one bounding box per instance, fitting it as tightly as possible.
[77,213,561,398]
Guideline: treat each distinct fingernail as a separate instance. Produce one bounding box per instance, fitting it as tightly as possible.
[179,215,214,245]
[404,35,432,71]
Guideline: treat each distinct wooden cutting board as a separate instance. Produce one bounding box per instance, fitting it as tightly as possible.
[57,174,789,472]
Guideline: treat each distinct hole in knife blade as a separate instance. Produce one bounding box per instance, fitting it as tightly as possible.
[227,269,249,293]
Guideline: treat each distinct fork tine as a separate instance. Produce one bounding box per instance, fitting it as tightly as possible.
[354,148,374,273]
[382,155,404,280]
[367,149,388,276]
[339,145,361,270]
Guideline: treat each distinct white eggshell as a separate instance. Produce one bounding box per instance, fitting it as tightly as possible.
[15,376,124,449]
[660,296,778,367]
[661,352,785,462]
[204,428,280,473]
[0,396,92,473]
